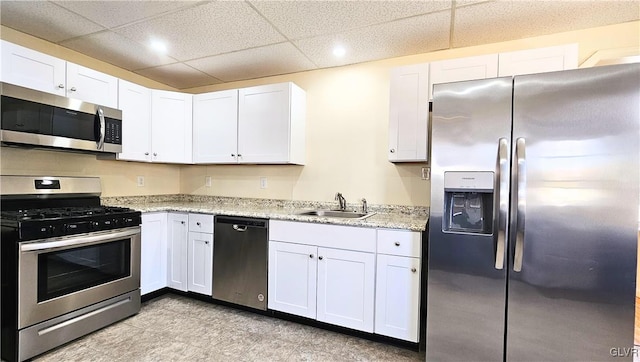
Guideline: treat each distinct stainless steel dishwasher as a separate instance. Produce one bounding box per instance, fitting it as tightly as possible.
[212,216,268,310]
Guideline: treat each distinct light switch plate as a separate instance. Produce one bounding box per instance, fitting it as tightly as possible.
[205,176,212,187]
[260,177,267,189]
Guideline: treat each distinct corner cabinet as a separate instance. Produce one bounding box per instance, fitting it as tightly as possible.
[140,212,168,295]
[151,90,193,164]
[237,82,306,164]
[388,63,430,163]
[1,40,118,108]
[268,221,376,333]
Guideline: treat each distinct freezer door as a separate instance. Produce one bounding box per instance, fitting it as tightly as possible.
[427,77,512,361]
[508,64,639,361]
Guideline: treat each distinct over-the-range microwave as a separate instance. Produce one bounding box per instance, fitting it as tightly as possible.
[0,82,122,154]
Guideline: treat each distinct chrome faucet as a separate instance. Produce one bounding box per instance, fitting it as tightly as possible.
[361,198,368,214]
[335,192,346,211]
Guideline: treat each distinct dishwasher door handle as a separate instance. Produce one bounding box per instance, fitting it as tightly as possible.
[232,224,248,232]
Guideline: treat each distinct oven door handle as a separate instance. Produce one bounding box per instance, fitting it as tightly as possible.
[20,227,140,253]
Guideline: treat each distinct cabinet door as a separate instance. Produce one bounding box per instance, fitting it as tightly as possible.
[66,62,118,108]
[388,63,429,162]
[188,231,213,295]
[238,83,290,163]
[498,44,578,77]
[375,254,421,342]
[193,90,239,164]
[1,40,66,96]
[317,247,375,332]
[117,79,152,162]
[268,241,317,319]
[167,213,188,292]
[429,54,498,98]
[141,213,167,295]
[151,90,193,164]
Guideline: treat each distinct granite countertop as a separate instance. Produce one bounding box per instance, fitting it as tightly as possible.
[102,195,429,232]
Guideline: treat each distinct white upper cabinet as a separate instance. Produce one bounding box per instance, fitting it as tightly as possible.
[117,80,152,162]
[388,63,430,163]
[65,62,118,108]
[1,40,117,107]
[238,82,306,164]
[429,54,499,99]
[498,44,579,76]
[1,40,66,96]
[151,90,193,164]
[193,89,239,163]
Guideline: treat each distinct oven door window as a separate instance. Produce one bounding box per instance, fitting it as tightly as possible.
[37,239,131,302]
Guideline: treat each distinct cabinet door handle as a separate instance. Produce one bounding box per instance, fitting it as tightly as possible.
[394,242,400,246]
[196,222,201,226]
[411,267,417,273]
[390,149,396,153]
[69,87,77,92]
[181,221,185,224]
[237,154,242,158]
[231,154,236,157]
[57,84,64,89]
[144,152,149,156]
[318,256,323,260]
[153,153,157,157]
[205,241,209,245]
[309,254,314,258]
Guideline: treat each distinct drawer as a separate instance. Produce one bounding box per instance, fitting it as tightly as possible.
[377,229,421,257]
[188,213,214,233]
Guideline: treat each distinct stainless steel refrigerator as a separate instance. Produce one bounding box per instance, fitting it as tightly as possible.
[426,63,639,361]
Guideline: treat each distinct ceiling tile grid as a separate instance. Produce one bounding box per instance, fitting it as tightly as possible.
[1,0,639,89]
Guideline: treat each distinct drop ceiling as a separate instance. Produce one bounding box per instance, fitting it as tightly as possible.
[1,0,638,89]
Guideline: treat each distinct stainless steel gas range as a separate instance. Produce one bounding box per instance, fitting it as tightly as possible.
[1,176,141,362]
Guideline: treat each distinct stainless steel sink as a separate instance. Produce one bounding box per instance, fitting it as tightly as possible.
[297,209,375,220]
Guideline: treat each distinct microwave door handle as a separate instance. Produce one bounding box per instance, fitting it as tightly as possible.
[97,107,105,150]
[494,138,509,270]
[513,138,526,272]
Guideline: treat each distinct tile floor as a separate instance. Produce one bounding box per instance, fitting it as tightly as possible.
[34,293,423,362]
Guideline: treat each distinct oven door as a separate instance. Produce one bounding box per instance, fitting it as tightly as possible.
[18,227,140,329]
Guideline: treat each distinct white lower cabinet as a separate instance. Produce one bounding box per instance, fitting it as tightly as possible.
[268,241,317,319]
[141,212,168,295]
[187,213,214,295]
[268,221,376,333]
[316,247,375,332]
[188,231,213,295]
[167,213,188,291]
[375,254,420,342]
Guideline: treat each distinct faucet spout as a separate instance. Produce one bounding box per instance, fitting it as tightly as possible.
[361,198,368,214]
[335,192,346,211]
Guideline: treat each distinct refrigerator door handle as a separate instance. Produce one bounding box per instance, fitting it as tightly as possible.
[513,138,527,272]
[494,138,509,270]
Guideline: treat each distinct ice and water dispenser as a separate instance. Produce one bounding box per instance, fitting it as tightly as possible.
[443,171,494,235]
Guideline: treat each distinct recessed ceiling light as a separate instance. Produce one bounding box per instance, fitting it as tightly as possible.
[333,46,346,58]
[150,39,167,53]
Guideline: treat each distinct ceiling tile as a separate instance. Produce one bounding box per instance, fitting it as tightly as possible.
[250,0,452,39]
[0,1,105,43]
[186,42,317,82]
[294,10,451,68]
[52,0,200,29]
[453,1,640,47]
[60,31,178,71]
[135,63,222,89]
[113,1,286,61]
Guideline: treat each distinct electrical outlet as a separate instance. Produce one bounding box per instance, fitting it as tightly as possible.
[421,167,430,180]
[205,176,212,187]
[137,176,145,187]
[260,177,268,189]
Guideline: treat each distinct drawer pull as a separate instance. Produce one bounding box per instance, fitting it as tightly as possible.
[411,267,417,273]
[197,222,201,226]
[394,242,400,246]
